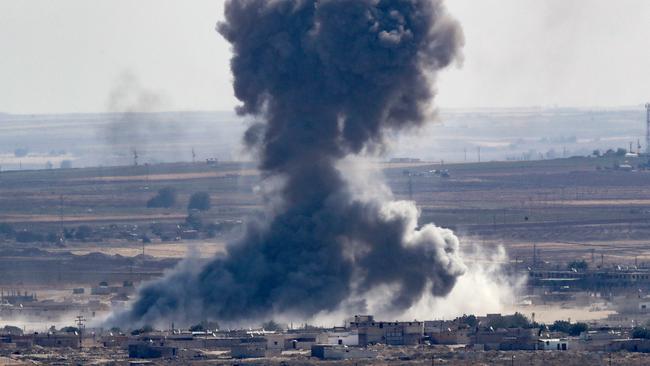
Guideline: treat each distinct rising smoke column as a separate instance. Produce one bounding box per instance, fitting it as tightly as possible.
[114,0,465,326]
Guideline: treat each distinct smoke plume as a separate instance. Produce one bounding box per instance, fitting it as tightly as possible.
[101,72,183,165]
[113,0,465,326]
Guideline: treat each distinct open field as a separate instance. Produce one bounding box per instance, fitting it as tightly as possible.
[0,155,649,290]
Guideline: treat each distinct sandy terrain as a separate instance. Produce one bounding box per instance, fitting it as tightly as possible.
[58,241,227,259]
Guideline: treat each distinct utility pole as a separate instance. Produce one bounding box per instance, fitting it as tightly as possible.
[75,315,86,349]
[59,195,64,238]
[591,249,595,265]
[477,147,481,163]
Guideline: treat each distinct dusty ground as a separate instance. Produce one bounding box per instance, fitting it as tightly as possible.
[3,347,650,366]
[52,240,227,258]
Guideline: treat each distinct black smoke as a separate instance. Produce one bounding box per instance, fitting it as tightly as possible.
[112,0,465,326]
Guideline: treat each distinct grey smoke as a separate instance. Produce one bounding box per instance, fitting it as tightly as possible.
[101,72,182,164]
[112,0,465,326]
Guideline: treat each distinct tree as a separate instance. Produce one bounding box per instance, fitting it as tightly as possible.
[16,230,44,243]
[131,325,154,335]
[549,320,588,336]
[592,149,601,157]
[2,325,23,336]
[261,320,282,331]
[185,213,203,230]
[188,192,211,211]
[616,148,627,156]
[189,323,205,332]
[459,314,478,328]
[567,260,588,272]
[46,232,60,243]
[0,223,15,236]
[60,326,80,333]
[489,312,533,329]
[147,187,177,208]
[75,225,93,241]
[633,327,650,339]
[569,322,588,336]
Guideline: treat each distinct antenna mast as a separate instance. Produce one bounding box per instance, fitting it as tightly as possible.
[646,103,650,154]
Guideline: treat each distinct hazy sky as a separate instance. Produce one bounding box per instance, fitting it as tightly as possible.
[1,0,649,114]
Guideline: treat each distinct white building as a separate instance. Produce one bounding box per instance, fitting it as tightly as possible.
[317,329,359,346]
[539,338,568,351]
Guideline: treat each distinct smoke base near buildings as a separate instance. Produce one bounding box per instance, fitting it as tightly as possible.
[109,0,515,327]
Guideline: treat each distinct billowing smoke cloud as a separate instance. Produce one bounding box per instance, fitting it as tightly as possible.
[112,0,465,326]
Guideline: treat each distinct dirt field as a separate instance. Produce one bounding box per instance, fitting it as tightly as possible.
[57,240,227,258]
[0,156,649,293]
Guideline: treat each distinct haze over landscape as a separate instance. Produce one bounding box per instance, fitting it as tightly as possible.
[1,1,650,365]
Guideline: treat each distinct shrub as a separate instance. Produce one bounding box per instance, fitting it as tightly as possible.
[185,213,203,230]
[549,320,588,336]
[147,187,177,208]
[75,225,93,241]
[188,192,211,211]
[0,223,15,236]
[16,230,44,243]
[633,327,650,339]
[131,325,154,335]
[2,325,23,336]
[567,260,588,272]
[489,312,533,329]
[189,324,205,332]
[261,320,282,331]
[46,232,60,243]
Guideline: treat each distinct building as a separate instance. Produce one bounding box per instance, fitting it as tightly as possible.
[230,338,267,358]
[539,338,569,350]
[317,328,359,346]
[349,315,423,346]
[284,333,319,350]
[0,290,36,305]
[424,320,470,345]
[311,344,376,360]
[128,343,177,359]
[33,333,80,348]
[91,282,111,295]
[607,339,650,353]
[471,328,539,351]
